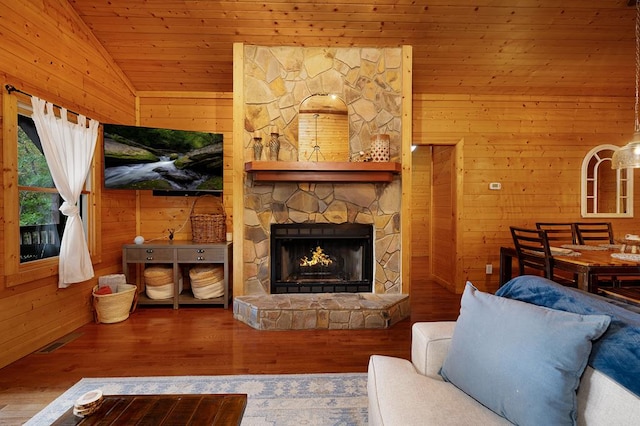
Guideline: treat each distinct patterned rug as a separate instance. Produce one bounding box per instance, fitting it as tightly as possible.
[26,373,369,425]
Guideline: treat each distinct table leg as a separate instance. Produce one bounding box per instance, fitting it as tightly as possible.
[576,271,589,292]
[173,261,179,309]
[499,247,513,287]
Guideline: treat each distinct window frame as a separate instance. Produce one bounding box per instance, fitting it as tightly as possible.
[580,144,633,218]
[2,91,101,287]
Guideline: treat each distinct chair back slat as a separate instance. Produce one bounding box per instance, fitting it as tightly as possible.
[535,222,577,245]
[574,222,614,245]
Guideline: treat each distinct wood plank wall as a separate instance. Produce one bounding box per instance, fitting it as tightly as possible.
[410,147,431,258]
[0,0,136,369]
[430,146,457,292]
[0,0,135,120]
[136,93,234,243]
[414,93,640,293]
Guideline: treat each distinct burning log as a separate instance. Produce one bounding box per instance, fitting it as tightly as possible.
[300,246,333,267]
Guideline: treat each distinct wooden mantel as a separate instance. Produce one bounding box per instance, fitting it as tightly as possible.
[244,161,402,182]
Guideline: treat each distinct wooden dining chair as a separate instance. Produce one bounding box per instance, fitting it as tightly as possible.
[510,226,576,287]
[574,222,614,245]
[510,226,554,279]
[535,222,579,282]
[535,223,577,245]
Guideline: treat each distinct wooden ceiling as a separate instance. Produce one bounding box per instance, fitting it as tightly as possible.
[68,0,636,97]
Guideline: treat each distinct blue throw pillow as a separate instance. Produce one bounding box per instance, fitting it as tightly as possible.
[440,282,611,426]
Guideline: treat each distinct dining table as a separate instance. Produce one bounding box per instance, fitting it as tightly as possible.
[499,244,640,293]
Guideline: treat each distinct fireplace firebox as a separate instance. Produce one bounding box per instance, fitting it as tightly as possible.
[270,223,374,293]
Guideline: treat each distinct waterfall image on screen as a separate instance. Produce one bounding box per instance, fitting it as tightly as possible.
[102,123,223,193]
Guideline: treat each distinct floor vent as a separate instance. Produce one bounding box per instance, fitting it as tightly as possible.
[36,332,83,354]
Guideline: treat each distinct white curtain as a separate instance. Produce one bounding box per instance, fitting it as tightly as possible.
[30,97,99,288]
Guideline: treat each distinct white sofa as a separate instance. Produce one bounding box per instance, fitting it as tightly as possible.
[368,321,640,426]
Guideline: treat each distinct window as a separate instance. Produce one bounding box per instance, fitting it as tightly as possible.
[18,117,63,262]
[581,144,633,218]
[2,91,99,286]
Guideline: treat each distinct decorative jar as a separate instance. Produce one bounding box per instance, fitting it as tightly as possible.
[370,134,390,162]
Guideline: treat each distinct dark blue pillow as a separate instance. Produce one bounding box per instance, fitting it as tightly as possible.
[496,275,640,396]
[440,283,610,426]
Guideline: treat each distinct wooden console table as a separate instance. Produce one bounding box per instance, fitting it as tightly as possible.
[122,241,232,309]
[51,394,247,425]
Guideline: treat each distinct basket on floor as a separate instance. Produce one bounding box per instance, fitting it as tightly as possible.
[92,284,137,324]
[190,195,226,243]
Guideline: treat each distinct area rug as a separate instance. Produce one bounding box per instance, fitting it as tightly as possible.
[26,373,368,425]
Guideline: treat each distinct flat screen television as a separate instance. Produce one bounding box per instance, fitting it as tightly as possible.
[102,123,223,195]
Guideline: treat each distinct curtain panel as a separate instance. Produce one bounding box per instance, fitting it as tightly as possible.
[30,97,99,288]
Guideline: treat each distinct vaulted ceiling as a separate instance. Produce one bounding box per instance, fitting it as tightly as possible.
[68,0,636,97]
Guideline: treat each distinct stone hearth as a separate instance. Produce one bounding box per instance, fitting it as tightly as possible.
[233,293,410,330]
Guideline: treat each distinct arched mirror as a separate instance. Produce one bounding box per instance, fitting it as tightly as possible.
[581,144,633,218]
[298,94,348,162]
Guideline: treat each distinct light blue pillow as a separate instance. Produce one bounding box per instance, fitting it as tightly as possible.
[440,282,611,426]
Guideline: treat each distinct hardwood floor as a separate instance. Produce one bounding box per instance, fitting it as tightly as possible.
[0,258,461,424]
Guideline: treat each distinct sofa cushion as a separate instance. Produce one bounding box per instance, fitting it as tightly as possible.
[440,282,610,426]
[368,355,512,426]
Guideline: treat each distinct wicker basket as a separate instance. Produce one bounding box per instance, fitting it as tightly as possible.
[92,284,137,324]
[146,278,183,300]
[190,196,226,243]
[189,265,225,299]
[190,265,225,283]
[144,265,173,286]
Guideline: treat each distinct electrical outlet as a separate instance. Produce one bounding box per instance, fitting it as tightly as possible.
[485,264,493,274]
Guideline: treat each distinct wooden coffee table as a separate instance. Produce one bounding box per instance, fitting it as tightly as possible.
[50,394,247,425]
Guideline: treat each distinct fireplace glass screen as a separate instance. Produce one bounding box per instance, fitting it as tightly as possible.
[270,223,374,293]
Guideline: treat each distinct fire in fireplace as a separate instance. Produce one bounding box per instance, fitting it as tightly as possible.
[270,223,374,293]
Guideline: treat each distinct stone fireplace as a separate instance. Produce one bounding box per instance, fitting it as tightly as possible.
[270,223,374,294]
[232,44,412,329]
[238,45,407,298]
